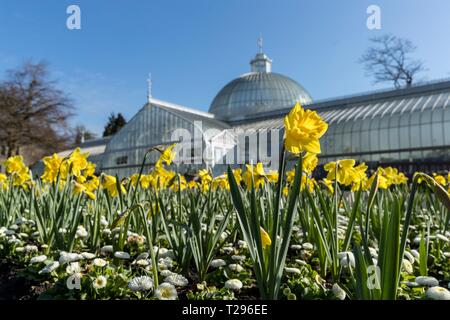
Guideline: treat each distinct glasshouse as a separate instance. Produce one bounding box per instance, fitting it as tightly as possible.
[2,45,450,303]
[64,48,450,178]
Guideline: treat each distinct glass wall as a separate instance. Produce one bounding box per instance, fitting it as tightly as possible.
[318,91,450,168]
[100,104,206,177]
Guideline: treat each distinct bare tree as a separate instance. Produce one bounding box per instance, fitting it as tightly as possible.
[0,61,74,161]
[360,34,425,88]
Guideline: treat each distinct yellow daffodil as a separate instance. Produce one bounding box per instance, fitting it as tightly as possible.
[84,176,100,192]
[266,170,279,183]
[0,173,8,190]
[301,176,315,193]
[434,174,446,186]
[157,143,177,167]
[260,226,272,249]
[243,163,266,189]
[322,178,334,193]
[170,174,187,191]
[41,153,64,183]
[232,168,243,185]
[198,169,212,182]
[284,102,328,155]
[4,155,27,174]
[351,163,368,191]
[188,180,198,189]
[68,148,89,177]
[84,162,96,177]
[102,174,126,197]
[73,181,96,200]
[212,174,230,190]
[324,159,356,186]
[303,152,318,174]
[286,169,295,184]
[364,171,389,190]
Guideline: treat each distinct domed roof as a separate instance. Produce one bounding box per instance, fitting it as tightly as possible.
[208,48,312,122]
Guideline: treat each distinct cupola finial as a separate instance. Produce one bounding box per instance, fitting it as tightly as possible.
[147,73,152,102]
[258,33,263,53]
[250,35,272,73]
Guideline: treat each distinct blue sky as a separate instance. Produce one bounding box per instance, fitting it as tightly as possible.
[1,0,450,135]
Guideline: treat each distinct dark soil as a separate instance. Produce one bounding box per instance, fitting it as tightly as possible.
[0,259,50,300]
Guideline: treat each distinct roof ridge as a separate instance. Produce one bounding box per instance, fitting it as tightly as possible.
[149,97,215,118]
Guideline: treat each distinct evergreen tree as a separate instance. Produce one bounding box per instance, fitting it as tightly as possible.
[103,112,127,137]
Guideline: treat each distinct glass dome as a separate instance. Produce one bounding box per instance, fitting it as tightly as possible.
[208,52,312,122]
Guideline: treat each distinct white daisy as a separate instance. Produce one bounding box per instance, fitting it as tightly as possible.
[93,258,108,267]
[164,273,189,287]
[231,255,246,262]
[285,267,301,275]
[338,252,355,268]
[237,240,247,249]
[290,244,302,251]
[155,283,178,300]
[210,259,226,268]
[402,259,413,274]
[76,225,88,238]
[368,247,378,258]
[100,216,109,227]
[100,245,113,254]
[66,262,81,275]
[18,233,29,239]
[135,259,150,266]
[426,286,450,300]
[410,249,420,259]
[302,243,314,250]
[114,251,130,260]
[415,276,439,287]
[404,281,420,288]
[158,257,173,270]
[128,276,154,292]
[222,247,234,254]
[30,255,47,264]
[404,251,415,264]
[5,230,16,236]
[93,276,107,289]
[436,234,449,242]
[295,259,308,266]
[160,270,174,277]
[81,252,96,260]
[59,252,82,264]
[332,283,346,300]
[228,264,244,273]
[0,227,7,237]
[8,238,22,245]
[219,231,228,241]
[39,261,60,274]
[136,252,149,260]
[157,248,168,257]
[225,279,243,291]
